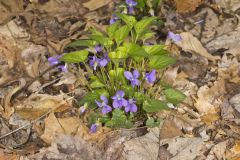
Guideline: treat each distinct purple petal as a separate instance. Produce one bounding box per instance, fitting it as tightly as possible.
[58,65,67,72]
[130,103,137,112]
[167,32,182,42]
[128,7,134,14]
[113,100,121,108]
[117,90,125,97]
[124,71,133,80]
[125,104,131,112]
[79,106,86,113]
[121,98,128,107]
[90,124,97,133]
[48,57,60,65]
[99,58,108,67]
[95,45,103,53]
[102,105,112,114]
[100,95,108,104]
[95,100,103,108]
[146,70,156,83]
[131,79,140,86]
[112,95,117,100]
[133,70,139,78]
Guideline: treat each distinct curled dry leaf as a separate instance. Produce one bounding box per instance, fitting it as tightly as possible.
[174,0,202,13]
[14,94,71,120]
[40,113,80,144]
[123,128,159,160]
[176,32,220,61]
[193,79,226,115]
[161,137,213,160]
[83,0,112,11]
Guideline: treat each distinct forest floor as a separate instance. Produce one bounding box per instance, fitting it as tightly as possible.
[0,0,240,160]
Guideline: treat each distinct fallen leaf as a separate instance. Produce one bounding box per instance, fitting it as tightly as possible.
[28,135,103,159]
[0,152,18,160]
[160,119,182,139]
[174,0,202,13]
[200,108,220,125]
[83,0,111,11]
[40,113,80,144]
[193,79,226,115]
[231,140,240,155]
[15,94,71,120]
[176,32,220,61]
[123,128,159,160]
[216,0,240,12]
[161,137,213,160]
[207,140,228,159]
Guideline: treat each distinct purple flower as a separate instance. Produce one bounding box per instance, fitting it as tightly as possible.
[79,106,86,113]
[90,124,97,133]
[110,14,119,24]
[125,0,137,14]
[95,95,112,114]
[95,45,103,53]
[89,56,99,70]
[112,90,128,108]
[124,70,140,87]
[48,55,62,66]
[58,65,67,72]
[99,53,110,67]
[167,32,182,42]
[125,99,137,113]
[145,70,156,84]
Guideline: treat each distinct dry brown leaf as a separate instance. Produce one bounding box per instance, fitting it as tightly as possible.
[193,79,226,115]
[174,0,202,13]
[207,141,228,159]
[0,152,18,160]
[176,32,220,61]
[216,0,240,12]
[83,0,111,11]
[75,123,111,145]
[231,140,240,155]
[15,94,71,120]
[160,119,182,139]
[40,113,80,144]
[200,108,220,125]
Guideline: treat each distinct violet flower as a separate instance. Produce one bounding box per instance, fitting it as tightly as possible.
[112,90,128,108]
[95,95,112,114]
[125,99,137,113]
[89,56,99,70]
[125,0,137,14]
[110,14,119,24]
[167,32,182,42]
[48,55,67,72]
[99,53,109,67]
[48,55,63,66]
[124,70,140,87]
[95,45,103,53]
[90,124,97,133]
[145,70,156,84]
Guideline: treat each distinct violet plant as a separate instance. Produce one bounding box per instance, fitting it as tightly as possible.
[55,13,186,131]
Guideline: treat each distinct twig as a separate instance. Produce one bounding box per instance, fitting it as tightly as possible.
[0,109,52,140]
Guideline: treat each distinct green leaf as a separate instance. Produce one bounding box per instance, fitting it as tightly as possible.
[66,40,96,48]
[109,47,128,62]
[140,31,155,41]
[90,35,113,47]
[80,89,109,108]
[134,92,145,104]
[60,50,88,63]
[134,17,157,38]
[143,45,168,55]
[143,99,168,112]
[107,21,120,38]
[124,43,148,57]
[90,79,105,88]
[114,25,130,45]
[105,109,133,128]
[146,117,160,128]
[135,0,146,8]
[109,68,126,84]
[148,55,176,69]
[115,13,137,29]
[164,88,186,104]
[122,85,134,97]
